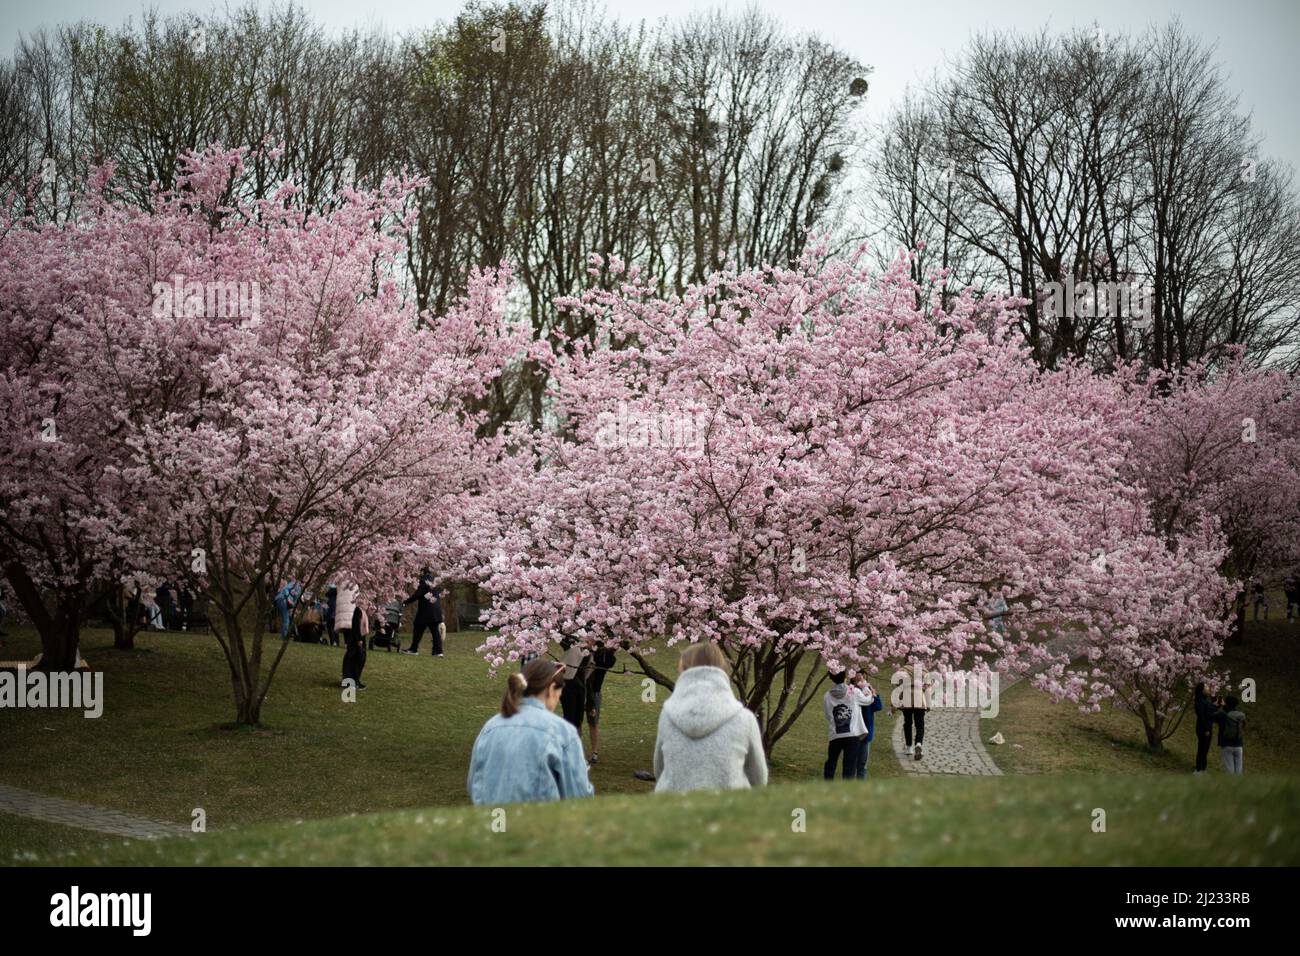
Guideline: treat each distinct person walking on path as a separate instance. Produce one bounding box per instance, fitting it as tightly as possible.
[401,568,445,656]
[653,643,768,793]
[894,678,929,761]
[467,658,594,805]
[823,671,867,779]
[1214,695,1246,774]
[1284,572,1299,624]
[1193,682,1217,774]
[854,680,885,779]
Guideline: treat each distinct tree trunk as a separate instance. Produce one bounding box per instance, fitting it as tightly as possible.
[1143,710,1166,752]
[216,607,289,726]
[1,559,82,670]
[106,592,138,650]
[35,607,81,671]
[112,618,135,651]
[236,692,262,725]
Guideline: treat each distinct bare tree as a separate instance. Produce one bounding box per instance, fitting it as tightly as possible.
[868,21,1300,371]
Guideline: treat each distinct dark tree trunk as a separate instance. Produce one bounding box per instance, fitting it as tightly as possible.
[104,589,139,650]
[214,602,289,726]
[1,559,82,670]
[112,618,135,651]
[236,692,262,725]
[35,606,82,671]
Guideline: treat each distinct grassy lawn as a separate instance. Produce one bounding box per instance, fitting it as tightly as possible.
[2,613,1296,865]
[0,623,893,833]
[986,616,1300,775]
[0,813,118,863]
[22,774,1300,866]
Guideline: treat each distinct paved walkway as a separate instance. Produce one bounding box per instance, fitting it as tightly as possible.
[0,783,188,840]
[892,705,1002,775]
[892,636,1081,776]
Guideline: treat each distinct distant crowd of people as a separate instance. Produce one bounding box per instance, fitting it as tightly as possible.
[269,567,447,692]
[116,580,196,633]
[6,560,1272,798]
[1251,572,1300,623]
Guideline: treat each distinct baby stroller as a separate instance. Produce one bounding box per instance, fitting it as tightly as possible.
[369,601,404,651]
[295,603,326,644]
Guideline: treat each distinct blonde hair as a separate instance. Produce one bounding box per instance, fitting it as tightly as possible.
[679,642,729,673]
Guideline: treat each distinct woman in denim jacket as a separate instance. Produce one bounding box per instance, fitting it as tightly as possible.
[468,658,595,805]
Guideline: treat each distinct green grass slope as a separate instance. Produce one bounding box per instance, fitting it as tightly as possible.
[31,774,1300,867]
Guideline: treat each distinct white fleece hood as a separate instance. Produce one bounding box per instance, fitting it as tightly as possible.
[662,666,743,739]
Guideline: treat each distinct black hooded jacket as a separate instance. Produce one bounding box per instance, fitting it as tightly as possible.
[404,577,442,624]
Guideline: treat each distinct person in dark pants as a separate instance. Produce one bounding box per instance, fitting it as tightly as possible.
[1251,578,1268,621]
[823,671,866,779]
[156,582,178,630]
[854,681,885,779]
[1213,695,1246,774]
[401,568,444,656]
[343,608,369,691]
[894,683,928,761]
[559,639,590,733]
[1193,682,1216,774]
[336,583,366,690]
[325,585,338,647]
[583,647,616,763]
[1284,573,1300,624]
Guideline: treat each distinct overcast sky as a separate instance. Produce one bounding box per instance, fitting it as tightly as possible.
[2,0,1297,169]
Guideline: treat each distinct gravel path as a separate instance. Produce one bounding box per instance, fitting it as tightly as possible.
[892,635,1082,776]
[0,783,187,840]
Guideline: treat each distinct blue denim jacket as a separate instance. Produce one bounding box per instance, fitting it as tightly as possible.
[467,698,594,805]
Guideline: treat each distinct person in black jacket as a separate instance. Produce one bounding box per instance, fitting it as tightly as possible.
[1193,682,1217,774]
[1213,695,1246,774]
[401,568,444,656]
[325,585,338,646]
[156,581,178,630]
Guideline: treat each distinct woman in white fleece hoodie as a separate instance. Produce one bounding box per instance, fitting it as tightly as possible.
[653,643,768,793]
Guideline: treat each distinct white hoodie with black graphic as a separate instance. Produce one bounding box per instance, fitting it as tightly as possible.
[824,682,869,740]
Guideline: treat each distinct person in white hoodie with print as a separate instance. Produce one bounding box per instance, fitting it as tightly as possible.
[653,642,768,793]
[823,670,868,779]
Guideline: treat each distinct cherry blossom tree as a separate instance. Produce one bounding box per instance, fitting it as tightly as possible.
[0,148,524,724]
[471,248,1168,753]
[1033,521,1236,751]
[1132,359,1300,640]
[0,163,173,669]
